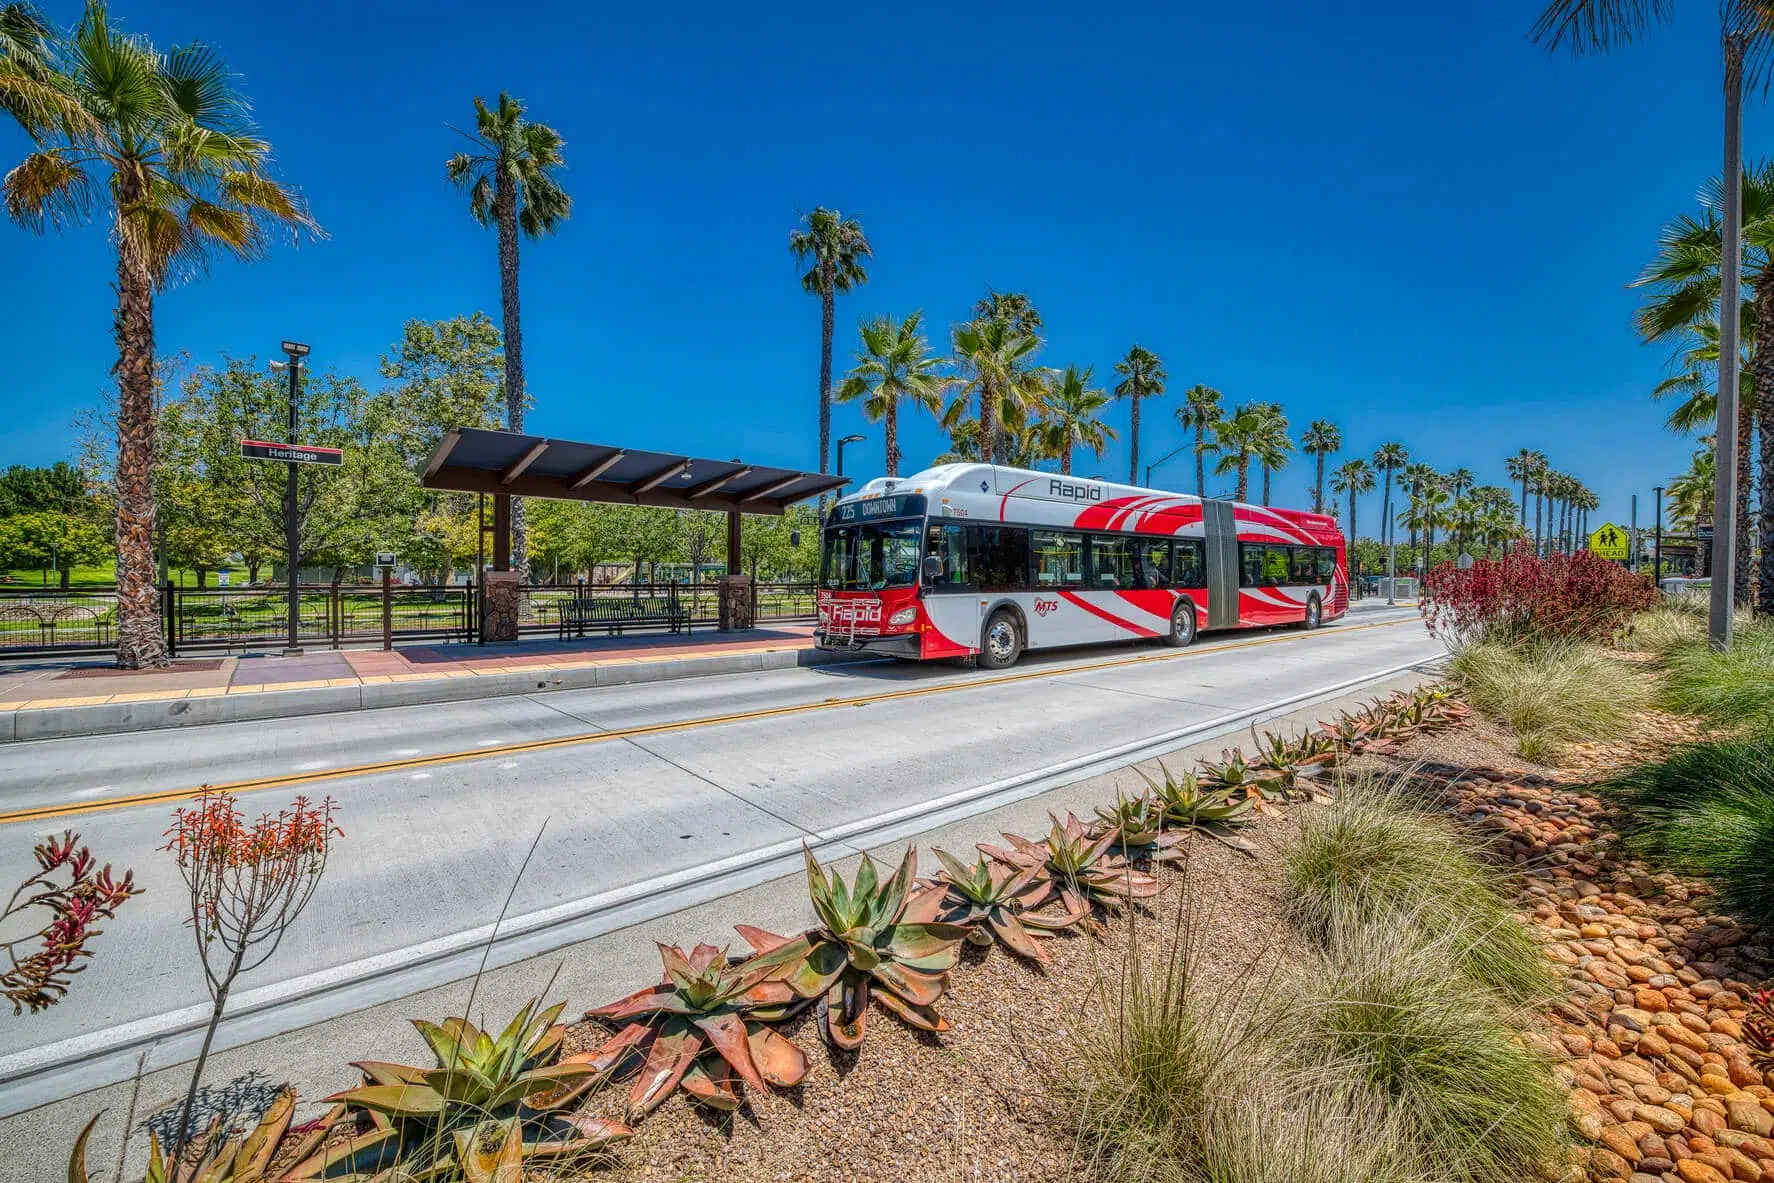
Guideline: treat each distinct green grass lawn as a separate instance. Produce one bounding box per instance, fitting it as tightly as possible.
[0,563,246,589]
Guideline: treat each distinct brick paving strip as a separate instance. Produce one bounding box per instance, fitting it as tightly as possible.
[0,626,820,712]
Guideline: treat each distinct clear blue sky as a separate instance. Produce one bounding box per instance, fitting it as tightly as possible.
[1,0,1754,534]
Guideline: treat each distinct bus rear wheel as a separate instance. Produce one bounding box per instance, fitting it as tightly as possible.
[1298,594,1323,630]
[1162,599,1197,647]
[979,610,1022,669]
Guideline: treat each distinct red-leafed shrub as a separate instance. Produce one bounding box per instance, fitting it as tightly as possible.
[1421,547,1657,646]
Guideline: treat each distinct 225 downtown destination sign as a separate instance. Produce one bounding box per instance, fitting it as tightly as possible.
[239,439,344,465]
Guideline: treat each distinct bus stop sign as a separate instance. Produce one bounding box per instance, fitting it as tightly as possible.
[1588,522,1630,561]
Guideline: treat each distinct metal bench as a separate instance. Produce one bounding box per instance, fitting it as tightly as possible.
[556,593,688,638]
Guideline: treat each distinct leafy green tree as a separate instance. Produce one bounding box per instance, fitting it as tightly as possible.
[1112,346,1166,484]
[836,312,947,476]
[1176,385,1223,497]
[5,2,317,664]
[0,510,108,585]
[1301,420,1341,513]
[378,313,508,463]
[1043,365,1116,476]
[1330,458,1375,541]
[790,208,871,492]
[447,93,570,582]
[0,461,90,517]
[742,505,817,580]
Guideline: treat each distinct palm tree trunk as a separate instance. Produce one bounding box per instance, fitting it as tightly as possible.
[1348,489,1357,543]
[1380,474,1393,574]
[1518,477,1527,528]
[494,173,529,581]
[1236,459,1249,503]
[1314,454,1325,514]
[1261,464,1271,506]
[1193,426,1205,497]
[979,380,997,467]
[1127,395,1141,484]
[1534,491,1543,555]
[112,193,168,669]
[1756,276,1774,614]
[884,399,899,477]
[1061,445,1073,476]
[818,268,834,479]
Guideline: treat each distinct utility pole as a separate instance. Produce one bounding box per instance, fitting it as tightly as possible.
[1652,485,1664,589]
[276,341,311,655]
[1711,34,1745,647]
[1630,493,1638,571]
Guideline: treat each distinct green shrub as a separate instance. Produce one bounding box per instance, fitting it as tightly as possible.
[1446,639,1645,763]
[1287,912,1567,1183]
[1279,781,1554,1006]
[1658,619,1774,733]
[1621,604,1704,656]
[1602,740,1774,928]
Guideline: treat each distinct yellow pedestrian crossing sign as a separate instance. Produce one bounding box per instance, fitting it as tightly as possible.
[1588,522,1630,561]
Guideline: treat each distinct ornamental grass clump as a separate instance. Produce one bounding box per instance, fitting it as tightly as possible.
[1279,779,1554,1006]
[1057,882,1425,1183]
[1286,911,1567,1183]
[1602,739,1774,929]
[1446,638,1644,763]
[1658,618,1774,733]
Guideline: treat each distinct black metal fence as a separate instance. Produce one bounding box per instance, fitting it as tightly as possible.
[0,580,819,658]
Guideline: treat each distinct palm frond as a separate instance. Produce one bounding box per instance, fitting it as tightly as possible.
[1530,0,1674,53]
[158,39,248,133]
[3,148,92,229]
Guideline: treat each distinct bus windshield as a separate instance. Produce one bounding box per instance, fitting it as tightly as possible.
[821,520,923,591]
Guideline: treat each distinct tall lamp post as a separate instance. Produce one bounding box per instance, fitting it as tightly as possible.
[271,341,310,655]
[1652,485,1664,590]
[836,434,865,481]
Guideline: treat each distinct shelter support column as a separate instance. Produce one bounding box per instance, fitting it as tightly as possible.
[478,493,519,643]
[492,494,511,571]
[718,509,754,631]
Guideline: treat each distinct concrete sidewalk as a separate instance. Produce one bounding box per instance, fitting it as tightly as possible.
[0,626,855,743]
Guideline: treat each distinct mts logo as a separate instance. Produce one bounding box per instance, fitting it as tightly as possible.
[1048,479,1102,502]
[1033,597,1060,617]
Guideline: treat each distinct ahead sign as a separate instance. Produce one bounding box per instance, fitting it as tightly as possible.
[1588,522,1630,561]
[241,439,343,466]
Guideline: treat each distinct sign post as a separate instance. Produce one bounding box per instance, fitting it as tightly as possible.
[378,552,396,651]
[240,341,325,655]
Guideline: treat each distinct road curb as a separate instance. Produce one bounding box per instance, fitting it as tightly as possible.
[1,647,868,744]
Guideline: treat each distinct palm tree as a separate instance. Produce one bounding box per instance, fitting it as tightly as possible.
[4,2,318,667]
[1174,385,1223,498]
[1398,463,1438,557]
[1533,0,1773,635]
[1631,166,1774,607]
[1252,402,1293,506]
[1330,458,1375,543]
[1113,346,1166,484]
[1505,448,1541,530]
[1669,446,1717,531]
[0,2,73,133]
[1208,404,1268,502]
[836,312,947,477]
[1043,366,1116,475]
[1445,467,1475,501]
[789,208,871,492]
[1301,420,1341,513]
[945,318,1041,465]
[1650,317,1755,434]
[974,290,1042,336]
[1371,442,1409,590]
[446,92,570,581]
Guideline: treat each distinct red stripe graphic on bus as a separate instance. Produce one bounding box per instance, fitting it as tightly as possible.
[1056,591,1161,638]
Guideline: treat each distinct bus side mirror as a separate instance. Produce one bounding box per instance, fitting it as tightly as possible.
[922,554,943,583]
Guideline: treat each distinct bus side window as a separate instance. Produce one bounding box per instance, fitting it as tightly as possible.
[1238,543,1261,587]
[925,523,969,589]
[1289,546,1316,584]
[1139,541,1173,589]
[1174,539,1205,588]
[967,525,1031,591]
[1317,547,1337,582]
[1261,545,1289,586]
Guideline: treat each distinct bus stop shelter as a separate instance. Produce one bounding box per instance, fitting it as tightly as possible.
[421,428,846,638]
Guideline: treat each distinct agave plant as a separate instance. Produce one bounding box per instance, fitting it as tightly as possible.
[1248,730,1335,804]
[1091,793,1189,864]
[1320,709,1378,752]
[979,813,1161,918]
[1140,764,1257,857]
[308,998,629,1179]
[923,848,1088,965]
[735,846,968,1049]
[70,1089,341,1183]
[1197,747,1289,809]
[585,941,810,1117]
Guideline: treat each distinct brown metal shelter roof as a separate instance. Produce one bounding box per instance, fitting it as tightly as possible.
[421,428,847,516]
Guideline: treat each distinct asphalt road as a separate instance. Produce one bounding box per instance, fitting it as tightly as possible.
[0,607,1439,1115]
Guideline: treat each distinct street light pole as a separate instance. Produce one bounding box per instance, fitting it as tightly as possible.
[836,434,865,481]
[1710,34,1745,648]
[1652,485,1664,590]
[1144,442,1190,489]
[277,341,311,655]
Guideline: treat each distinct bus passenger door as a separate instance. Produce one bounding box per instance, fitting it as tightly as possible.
[921,521,983,655]
[1200,500,1240,630]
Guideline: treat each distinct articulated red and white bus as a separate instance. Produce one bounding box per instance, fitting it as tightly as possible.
[814,463,1348,668]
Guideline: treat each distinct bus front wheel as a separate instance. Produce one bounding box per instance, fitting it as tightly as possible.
[1162,600,1197,647]
[979,610,1023,669]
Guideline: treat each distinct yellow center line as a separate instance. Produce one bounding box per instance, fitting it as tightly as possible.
[1,617,1419,827]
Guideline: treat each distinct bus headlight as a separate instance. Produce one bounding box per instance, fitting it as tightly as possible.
[888,607,918,627]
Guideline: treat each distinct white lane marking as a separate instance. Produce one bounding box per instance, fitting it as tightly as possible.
[292,760,330,771]
[72,786,118,799]
[476,739,503,747]
[392,748,421,756]
[410,773,432,781]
